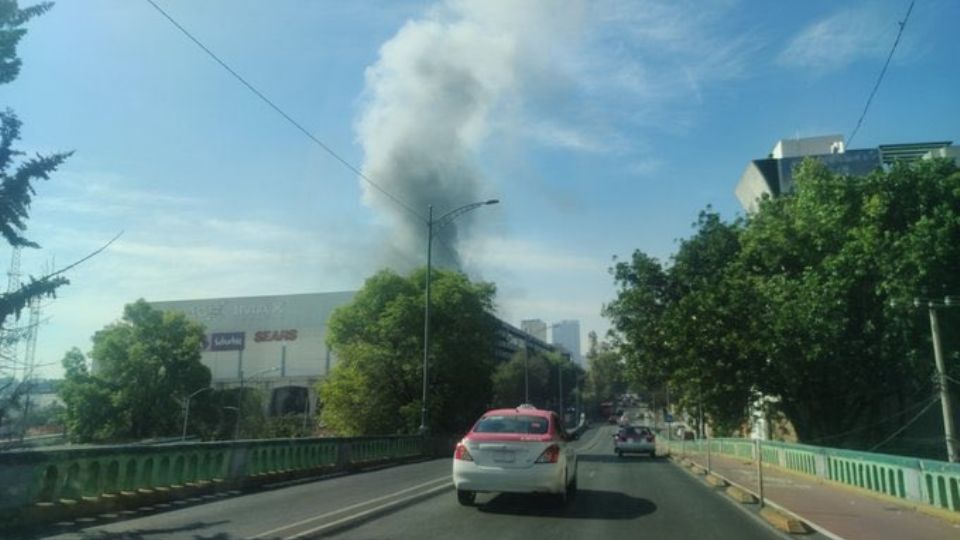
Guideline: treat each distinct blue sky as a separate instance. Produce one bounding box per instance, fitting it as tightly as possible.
[5,0,958,378]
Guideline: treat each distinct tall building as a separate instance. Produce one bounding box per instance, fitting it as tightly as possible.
[520,319,547,342]
[735,135,957,212]
[551,320,582,366]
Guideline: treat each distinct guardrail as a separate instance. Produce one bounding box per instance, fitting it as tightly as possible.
[660,437,960,514]
[0,435,428,528]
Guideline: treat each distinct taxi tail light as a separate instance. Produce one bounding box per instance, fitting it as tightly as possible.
[454,442,473,461]
[647,433,656,443]
[535,444,560,464]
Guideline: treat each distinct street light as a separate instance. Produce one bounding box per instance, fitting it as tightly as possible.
[181,386,213,441]
[419,199,499,433]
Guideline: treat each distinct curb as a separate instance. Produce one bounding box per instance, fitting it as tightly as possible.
[760,507,812,534]
[726,485,757,503]
[668,452,844,539]
[705,474,728,487]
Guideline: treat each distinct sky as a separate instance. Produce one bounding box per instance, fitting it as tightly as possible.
[3,0,958,379]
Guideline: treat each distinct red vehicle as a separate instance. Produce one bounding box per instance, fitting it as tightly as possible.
[599,401,614,419]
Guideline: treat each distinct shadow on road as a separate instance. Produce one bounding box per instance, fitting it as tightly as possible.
[477,489,656,519]
[577,454,669,464]
[7,520,233,540]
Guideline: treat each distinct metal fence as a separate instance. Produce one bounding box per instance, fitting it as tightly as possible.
[661,437,960,513]
[0,435,428,525]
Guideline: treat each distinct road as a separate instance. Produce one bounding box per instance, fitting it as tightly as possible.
[22,425,790,540]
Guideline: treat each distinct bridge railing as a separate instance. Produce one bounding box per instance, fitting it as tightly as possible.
[0,435,428,524]
[660,437,960,514]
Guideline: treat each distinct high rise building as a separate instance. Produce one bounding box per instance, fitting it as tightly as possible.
[735,135,957,212]
[551,320,582,366]
[520,319,547,342]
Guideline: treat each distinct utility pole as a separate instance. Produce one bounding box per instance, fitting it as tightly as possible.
[419,205,433,434]
[524,346,530,403]
[928,302,959,462]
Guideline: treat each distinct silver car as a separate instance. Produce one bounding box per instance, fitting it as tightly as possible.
[614,425,656,457]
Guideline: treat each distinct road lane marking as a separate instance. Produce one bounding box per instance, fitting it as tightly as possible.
[285,482,453,539]
[250,475,451,539]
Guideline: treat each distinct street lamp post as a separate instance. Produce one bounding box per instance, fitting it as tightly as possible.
[181,386,213,441]
[419,199,499,434]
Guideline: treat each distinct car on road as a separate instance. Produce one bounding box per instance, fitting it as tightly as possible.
[614,425,656,457]
[452,404,578,506]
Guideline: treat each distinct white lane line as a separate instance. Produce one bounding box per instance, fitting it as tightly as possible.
[250,475,450,539]
[286,482,453,539]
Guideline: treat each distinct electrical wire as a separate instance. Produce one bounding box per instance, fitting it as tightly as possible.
[142,0,425,222]
[868,394,939,451]
[805,393,937,443]
[847,0,916,146]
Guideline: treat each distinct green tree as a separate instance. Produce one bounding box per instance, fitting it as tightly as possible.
[58,300,210,442]
[0,0,71,432]
[605,210,759,434]
[739,159,960,449]
[582,331,626,410]
[319,268,497,436]
[605,159,960,452]
[57,348,118,441]
[491,350,550,408]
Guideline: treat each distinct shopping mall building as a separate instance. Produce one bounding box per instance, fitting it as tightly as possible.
[151,291,558,417]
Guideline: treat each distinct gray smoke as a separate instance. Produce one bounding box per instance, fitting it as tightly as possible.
[356,0,582,270]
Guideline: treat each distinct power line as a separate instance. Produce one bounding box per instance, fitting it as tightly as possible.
[869,394,940,452]
[805,393,937,444]
[847,0,916,146]
[142,0,425,222]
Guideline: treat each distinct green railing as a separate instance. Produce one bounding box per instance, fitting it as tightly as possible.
[0,435,428,520]
[661,437,960,513]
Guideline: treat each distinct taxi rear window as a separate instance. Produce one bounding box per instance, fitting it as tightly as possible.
[473,414,549,434]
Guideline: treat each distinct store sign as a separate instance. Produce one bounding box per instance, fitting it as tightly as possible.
[210,332,245,351]
[254,329,298,343]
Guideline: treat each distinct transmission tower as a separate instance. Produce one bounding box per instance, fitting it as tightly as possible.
[1,247,22,380]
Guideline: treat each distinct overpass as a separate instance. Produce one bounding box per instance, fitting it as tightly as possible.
[2,422,959,539]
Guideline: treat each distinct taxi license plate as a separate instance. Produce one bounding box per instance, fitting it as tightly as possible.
[493,450,515,463]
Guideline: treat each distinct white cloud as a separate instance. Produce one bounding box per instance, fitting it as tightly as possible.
[778,7,895,72]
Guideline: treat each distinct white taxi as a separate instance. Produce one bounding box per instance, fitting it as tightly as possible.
[452,405,578,505]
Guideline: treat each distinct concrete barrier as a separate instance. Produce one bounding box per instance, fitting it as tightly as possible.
[0,435,429,529]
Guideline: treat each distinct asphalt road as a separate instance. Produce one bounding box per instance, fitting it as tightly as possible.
[22,425,788,540]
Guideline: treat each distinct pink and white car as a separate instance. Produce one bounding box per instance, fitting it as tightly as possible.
[452,404,578,506]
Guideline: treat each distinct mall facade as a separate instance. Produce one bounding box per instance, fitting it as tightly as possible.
[152,291,559,417]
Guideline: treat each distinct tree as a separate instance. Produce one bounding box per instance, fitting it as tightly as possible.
[491,350,549,408]
[57,348,118,441]
[739,159,960,449]
[319,268,497,436]
[605,159,960,452]
[0,1,71,434]
[582,331,626,411]
[605,209,759,434]
[58,300,211,442]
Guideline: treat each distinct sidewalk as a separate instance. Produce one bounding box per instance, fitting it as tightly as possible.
[677,451,960,539]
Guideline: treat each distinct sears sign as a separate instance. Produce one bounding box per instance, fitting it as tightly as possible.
[205,332,245,351]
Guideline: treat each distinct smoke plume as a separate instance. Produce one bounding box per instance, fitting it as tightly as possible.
[356,0,582,270]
